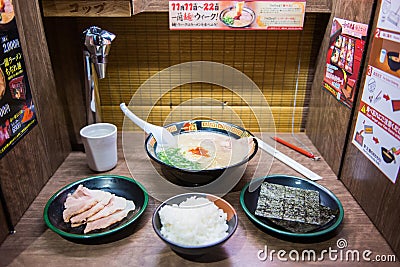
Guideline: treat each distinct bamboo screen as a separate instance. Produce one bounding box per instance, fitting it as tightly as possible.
[77,12,326,132]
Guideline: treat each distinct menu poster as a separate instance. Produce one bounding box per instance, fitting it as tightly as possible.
[0,4,37,159]
[351,0,400,183]
[322,17,369,109]
[169,0,306,30]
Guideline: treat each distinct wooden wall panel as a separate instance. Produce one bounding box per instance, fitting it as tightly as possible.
[0,127,50,225]
[42,0,132,17]
[44,18,87,148]
[341,0,400,257]
[0,0,70,226]
[305,0,375,175]
[13,0,71,171]
[0,199,9,244]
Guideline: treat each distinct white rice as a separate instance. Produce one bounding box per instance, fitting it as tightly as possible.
[158,196,229,246]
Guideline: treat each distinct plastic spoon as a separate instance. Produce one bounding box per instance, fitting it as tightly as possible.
[120,103,177,149]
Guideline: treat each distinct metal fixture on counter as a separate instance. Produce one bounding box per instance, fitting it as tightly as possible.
[83,26,116,124]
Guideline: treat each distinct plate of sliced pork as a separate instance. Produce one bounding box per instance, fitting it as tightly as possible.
[44,175,148,243]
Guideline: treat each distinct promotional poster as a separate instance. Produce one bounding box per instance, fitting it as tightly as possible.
[352,0,400,183]
[322,17,369,108]
[169,0,306,30]
[0,1,37,159]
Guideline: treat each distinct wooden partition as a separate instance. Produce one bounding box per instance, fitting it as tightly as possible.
[340,0,400,257]
[306,0,375,175]
[0,0,71,242]
[0,199,9,244]
[43,18,87,148]
[306,0,400,257]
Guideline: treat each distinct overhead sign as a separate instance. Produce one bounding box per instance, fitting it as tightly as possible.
[169,0,306,30]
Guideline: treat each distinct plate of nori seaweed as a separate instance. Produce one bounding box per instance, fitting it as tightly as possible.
[240,175,344,242]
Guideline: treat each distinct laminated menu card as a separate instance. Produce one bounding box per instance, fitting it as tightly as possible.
[0,2,37,159]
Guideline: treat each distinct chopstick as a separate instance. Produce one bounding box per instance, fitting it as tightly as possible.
[272,137,320,160]
[255,137,322,181]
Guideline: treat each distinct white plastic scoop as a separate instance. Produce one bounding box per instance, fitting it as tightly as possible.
[120,103,177,149]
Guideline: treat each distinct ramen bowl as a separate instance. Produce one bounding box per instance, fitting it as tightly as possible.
[220,6,256,28]
[387,51,400,72]
[145,120,258,187]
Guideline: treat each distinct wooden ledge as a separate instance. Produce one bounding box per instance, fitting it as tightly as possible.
[41,0,332,17]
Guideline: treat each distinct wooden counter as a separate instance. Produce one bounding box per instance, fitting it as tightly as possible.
[0,133,396,266]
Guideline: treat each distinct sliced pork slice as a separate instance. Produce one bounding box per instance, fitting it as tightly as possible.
[84,200,135,234]
[63,185,113,222]
[69,192,113,225]
[63,185,97,222]
[87,195,127,222]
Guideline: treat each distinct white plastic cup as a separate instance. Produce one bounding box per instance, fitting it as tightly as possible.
[80,123,117,172]
[380,49,387,63]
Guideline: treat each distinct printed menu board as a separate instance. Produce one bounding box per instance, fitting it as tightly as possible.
[322,18,369,108]
[169,0,306,30]
[352,0,400,183]
[0,1,37,159]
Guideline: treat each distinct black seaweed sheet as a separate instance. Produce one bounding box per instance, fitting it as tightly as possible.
[255,182,337,233]
[269,205,337,233]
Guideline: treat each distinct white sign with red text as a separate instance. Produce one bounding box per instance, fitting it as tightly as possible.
[169,0,306,30]
[352,66,400,183]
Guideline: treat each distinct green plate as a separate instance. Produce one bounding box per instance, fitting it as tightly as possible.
[44,175,148,244]
[240,175,344,241]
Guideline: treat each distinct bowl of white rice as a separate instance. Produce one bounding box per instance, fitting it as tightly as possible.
[152,193,238,256]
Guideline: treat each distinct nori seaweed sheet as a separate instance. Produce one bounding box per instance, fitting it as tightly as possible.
[260,182,285,199]
[255,183,285,219]
[283,198,305,222]
[255,196,284,219]
[254,182,338,233]
[304,190,320,224]
[269,205,337,233]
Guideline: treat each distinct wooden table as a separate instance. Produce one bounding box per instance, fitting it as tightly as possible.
[0,133,397,266]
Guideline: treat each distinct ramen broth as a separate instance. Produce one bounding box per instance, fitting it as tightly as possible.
[157,131,253,170]
[223,10,253,27]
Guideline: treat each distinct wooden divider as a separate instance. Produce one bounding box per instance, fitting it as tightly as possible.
[340,0,400,257]
[0,0,71,235]
[306,0,375,174]
[0,199,9,244]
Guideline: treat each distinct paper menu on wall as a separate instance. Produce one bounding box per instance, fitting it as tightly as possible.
[351,0,400,183]
[377,0,400,33]
[322,17,368,109]
[0,5,37,160]
[352,66,400,183]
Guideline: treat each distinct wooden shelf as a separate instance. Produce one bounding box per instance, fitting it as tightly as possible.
[41,0,332,17]
[41,0,133,17]
[135,0,333,14]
